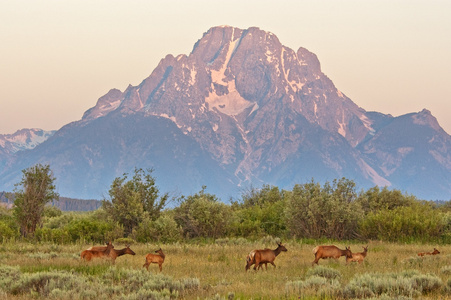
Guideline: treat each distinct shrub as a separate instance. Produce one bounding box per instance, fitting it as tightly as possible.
[0,264,199,299]
[343,271,443,298]
[231,185,287,238]
[410,273,442,293]
[286,276,340,298]
[306,266,342,280]
[174,187,232,239]
[64,217,122,243]
[359,203,446,242]
[0,220,19,241]
[114,237,136,245]
[215,237,248,245]
[8,270,86,296]
[133,212,182,243]
[440,265,451,275]
[285,178,363,239]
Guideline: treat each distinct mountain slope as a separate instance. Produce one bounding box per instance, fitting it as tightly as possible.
[1,112,237,199]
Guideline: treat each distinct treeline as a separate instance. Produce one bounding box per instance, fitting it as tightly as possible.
[1,192,102,211]
[1,167,450,244]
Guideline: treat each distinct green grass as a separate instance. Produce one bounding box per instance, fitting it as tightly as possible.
[0,241,449,299]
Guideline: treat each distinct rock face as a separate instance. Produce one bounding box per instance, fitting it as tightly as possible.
[1,26,450,200]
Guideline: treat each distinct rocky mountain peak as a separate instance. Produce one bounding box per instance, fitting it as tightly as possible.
[2,26,448,200]
[82,88,124,121]
[412,109,444,133]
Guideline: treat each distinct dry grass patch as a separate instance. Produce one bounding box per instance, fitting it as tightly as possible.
[0,241,450,299]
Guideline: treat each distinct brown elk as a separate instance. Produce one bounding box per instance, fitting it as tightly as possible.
[312,245,352,266]
[81,241,114,261]
[86,241,111,251]
[346,246,368,264]
[143,248,165,271]
[245,250,265,271]
[245,242,287,271]
[108,245,136,264]
[418,248,440,257]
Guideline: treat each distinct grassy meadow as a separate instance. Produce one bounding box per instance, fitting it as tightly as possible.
[0,240,450,299]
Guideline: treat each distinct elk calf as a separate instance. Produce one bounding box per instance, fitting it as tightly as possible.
[143,248,165,272]
[346,246,368,264]
[312,245,352,266]
[418,248,440,257]
[245,242,287,271]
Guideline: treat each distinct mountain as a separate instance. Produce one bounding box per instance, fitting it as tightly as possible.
[0,129,55,170]
[1,26,450,200]
[0,129,54,154]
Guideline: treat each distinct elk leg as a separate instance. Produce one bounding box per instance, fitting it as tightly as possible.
[312,257,319,266]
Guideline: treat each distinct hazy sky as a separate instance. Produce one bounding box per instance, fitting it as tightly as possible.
[1,0,450,135]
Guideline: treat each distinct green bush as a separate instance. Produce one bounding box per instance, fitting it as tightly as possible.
[357,186,416,214]
[0,220,19,241]
[133,212,182,243]
[0,207,19,241]
[230,185,287,238]
[174,187,232,239]
[285,178,363,239]
[359,203,447,242]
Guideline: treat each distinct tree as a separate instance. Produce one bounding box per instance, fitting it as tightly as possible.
[174,186,231,239]
[102,168,168,236]
[13,164,59,237]
[357,186,416,214]
[231,185,287,237]
[285,178,362,239]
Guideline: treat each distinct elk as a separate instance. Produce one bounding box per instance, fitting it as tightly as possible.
[86,241,111,251]
[245,242,287,271]
[81,241,114,261]
[418,248,440,257]
[108,245,136,264]
[346,246,368,264]
[312,245,352,266]
[245,250,265,271]
[143,248,165,272]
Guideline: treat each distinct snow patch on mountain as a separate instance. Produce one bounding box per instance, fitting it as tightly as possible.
[358,158,391,187]
[206,32,254,116]
[206,81,254,115]
[0,129,55,153]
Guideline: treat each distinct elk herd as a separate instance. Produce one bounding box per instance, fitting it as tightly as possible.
[80,241,165,272]
[245,243,441,271]
[80,241,441,272]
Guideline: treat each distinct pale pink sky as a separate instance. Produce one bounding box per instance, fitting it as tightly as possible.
[1,0,450,134]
